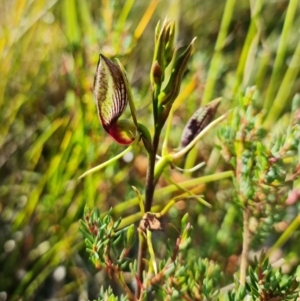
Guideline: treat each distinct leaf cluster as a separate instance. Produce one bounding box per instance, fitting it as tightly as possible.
[228,254,299,301]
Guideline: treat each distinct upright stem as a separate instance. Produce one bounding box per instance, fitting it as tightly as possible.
[145,130,160,211]
[136,128,161,298]
[240,207,250,286]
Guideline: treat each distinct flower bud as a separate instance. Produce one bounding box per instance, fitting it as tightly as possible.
[151,60,163,85]
[164,22,175,67]
[94,54,136,145]
[151,19,175,87]
[158,38,196,108]
[180,98,221,147]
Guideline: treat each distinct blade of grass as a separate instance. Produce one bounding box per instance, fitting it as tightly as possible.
[101,0,113,37]
[11,0,60,51]
[12,0,27,27]
[77,0,97,43]
[0,95,24,146]
[254,49,271,91]
[116,0,136,34]
[62,0,80,47]
[264,0,299,111]
[12,225,81,300]
[264,39,300,128]
[202,0,236,105]
[25,118,65,165]
[267,214,300,257]
[233,0,264,96]
[13,119,73,229]
[133,0,159,40]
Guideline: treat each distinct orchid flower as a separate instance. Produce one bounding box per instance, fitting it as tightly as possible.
[93,54,136,145]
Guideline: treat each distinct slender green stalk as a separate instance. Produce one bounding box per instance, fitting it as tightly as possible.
[173,113,227,159]
[161,105,174,157]
[233,0,263,96]
[116,0,136,35]
[267,214,300,257]
[255,49,271,90]
[154,155,172,182]
[264,0,298,111]
[112,267,138,301]
[240,207,250,286]
[264,39,300,128]
[202,0,236,104]
[78,140,137,179]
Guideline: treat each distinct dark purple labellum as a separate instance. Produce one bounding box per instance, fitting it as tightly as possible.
[180,99,221,147]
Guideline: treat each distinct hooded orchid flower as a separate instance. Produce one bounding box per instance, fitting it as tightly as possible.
[93,54,136,145]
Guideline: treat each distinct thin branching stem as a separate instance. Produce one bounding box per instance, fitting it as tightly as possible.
[240,207,250,286]
[112,267,138,301]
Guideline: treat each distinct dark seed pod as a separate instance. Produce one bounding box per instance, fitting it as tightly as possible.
[180,99,221,147]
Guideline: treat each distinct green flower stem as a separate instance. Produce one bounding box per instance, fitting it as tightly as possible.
[161,104,174,157]
[183,147,198,176]
[153,87,160,123]
[78,137,138,179]
[154,155,172,182]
